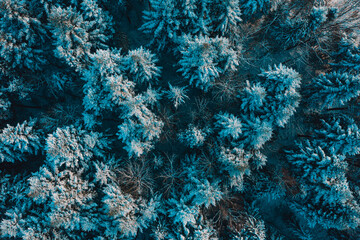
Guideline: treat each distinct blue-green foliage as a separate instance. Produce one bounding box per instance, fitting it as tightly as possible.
[259,64,301,127]
[240,0,271,20]
[287,140,360,230]
[139,0,181,50]
[181,0,212,35]
[331,35,360,73]
[0,0,46,72]
[213,0,242,37]
[239,64,301,128]
[269,17,309,49]
[1,0,360,238]
[48,1,113,70]
[241,81,266,113]
[140,0,243,50]
[0,119,42,163]
[215,112,242,140]
[269,6,332,49]
[308,7,329,31]
[308,71,360,110]
[240,114,273,150]
[177,35,239,91]
[314,117,360,156]
[45,125,109,170]
[178,125,209,148]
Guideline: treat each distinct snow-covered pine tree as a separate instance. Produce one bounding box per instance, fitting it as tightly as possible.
[213,0,242,37]
[313,117,360,156]
[45,125,109,170]
[216,146,251,190]
[167,197,200,237]
[178,35,239,91]
[234,213,266,239]
[122,47,161,84]
[286,140,360,230]
[215,112,272,150]
[117,95,163,158]
[308,6,330,32]
[181,0,212,35]
[48,2,112,70]
[184,176,223,209]
[178,125,209,148]
[101,183,160,238]
[139,0,180,51]
[0,119,42,163]
[214,112,242,140]
[240,114,273,150]
[0,0,46,73]
[81,48,135,128]
[331,34,360,73]
[259,63,301,127]
[28,166,99,234]
[307,71,360,110]
[240,80,267,113]
[164,83,189,109]
[240,0,271,20]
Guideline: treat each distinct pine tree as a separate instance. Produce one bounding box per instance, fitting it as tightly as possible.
[142,85,162,108]
[259,64,301,127]
[45,125,109,170]
[331,34,360,73]
[139,0,181,50]
[217,146,251,190]
[181,0,212,35]
[0,0,46,72]
[185,178,223,208]
[240,0,271,20]
[0,92,11,120]
[241,114,273,150]
[214,112,242,140]
[308,6,329,31]
[0,119,42,163]
[167,197,200,236]
[48,3,112,70]
[117,95,163,157]
[286,140,360,230]
[308,71,360,110]
[102,183,159,238]
[178,35,239,91]
[122,47,161,84]
[213,0,242,37]
[28,165,100,235]
[178,125,209,148]
[235,214,266,239]
[81,48,134,127]
[313,117,360,156]
[165,83,189,108]
[240,80,267,113]
[269,16,309,49]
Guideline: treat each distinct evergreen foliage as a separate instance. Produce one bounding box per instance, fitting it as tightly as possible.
[0,119,41,163]
[240,0,271,20]
[48,2,112,70]
[308,71,360,110]
[313,117,360,156]
[1,0,360,239]
[178,125,209,148]
[259,64,301,127]
[286,140,360,230]
[0,0,46,73]
[331,34,360,73]
[178,35,239,91]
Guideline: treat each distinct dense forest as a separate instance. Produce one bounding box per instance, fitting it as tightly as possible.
[0,0,360,239]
